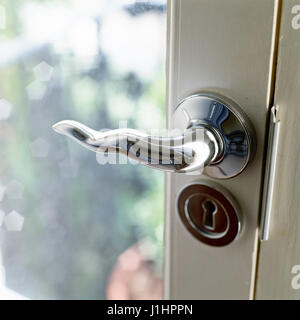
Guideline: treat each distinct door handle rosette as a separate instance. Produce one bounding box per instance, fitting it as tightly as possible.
[53,93,256,179]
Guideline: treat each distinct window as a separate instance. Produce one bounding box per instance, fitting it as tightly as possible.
[0,0,166,300]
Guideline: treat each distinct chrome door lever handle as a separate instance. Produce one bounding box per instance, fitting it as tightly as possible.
[53,93,256,178]
[52,120,220,174]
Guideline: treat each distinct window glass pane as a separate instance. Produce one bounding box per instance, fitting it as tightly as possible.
[0,0,166,300]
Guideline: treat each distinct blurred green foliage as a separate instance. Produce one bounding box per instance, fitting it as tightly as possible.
[0,0,166,299]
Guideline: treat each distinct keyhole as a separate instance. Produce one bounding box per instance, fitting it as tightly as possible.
[202,200,217,231]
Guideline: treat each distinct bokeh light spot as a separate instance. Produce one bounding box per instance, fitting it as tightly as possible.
[4,210,24,231]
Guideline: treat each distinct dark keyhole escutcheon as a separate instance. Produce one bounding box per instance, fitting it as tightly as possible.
[177,182,241,246]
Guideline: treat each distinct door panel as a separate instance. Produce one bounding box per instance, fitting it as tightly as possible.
[256,0,300,299]
[164,0,278,299]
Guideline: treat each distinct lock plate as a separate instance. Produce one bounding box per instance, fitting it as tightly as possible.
[177,182,241,246]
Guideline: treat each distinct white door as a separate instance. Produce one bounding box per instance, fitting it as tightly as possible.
[164,0,280,299]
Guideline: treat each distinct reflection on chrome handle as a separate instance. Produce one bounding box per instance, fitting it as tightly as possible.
[52,120,221,174]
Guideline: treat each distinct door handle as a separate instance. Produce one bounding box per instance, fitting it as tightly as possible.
[52,120,219,174]
[52,93,256,179]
